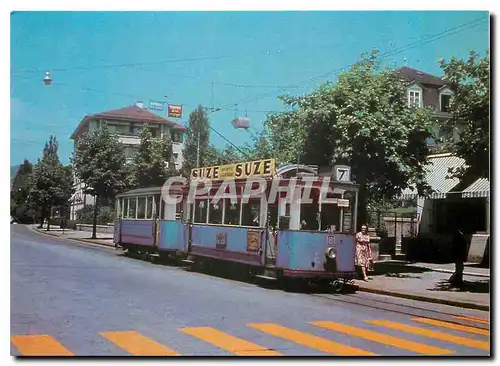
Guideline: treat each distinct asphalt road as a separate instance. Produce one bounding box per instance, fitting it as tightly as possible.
[11,225,490,357]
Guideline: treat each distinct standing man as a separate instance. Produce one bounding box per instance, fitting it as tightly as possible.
[449,227,468,287]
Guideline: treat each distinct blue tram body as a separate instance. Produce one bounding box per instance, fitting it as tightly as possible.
[113,160,360,292]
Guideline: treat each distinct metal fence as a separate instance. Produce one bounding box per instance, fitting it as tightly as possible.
[367,210,418,239]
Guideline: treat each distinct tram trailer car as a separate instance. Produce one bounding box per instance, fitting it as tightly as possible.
[113,160,360,292]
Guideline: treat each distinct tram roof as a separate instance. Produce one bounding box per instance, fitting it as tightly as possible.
[116,186,162,198]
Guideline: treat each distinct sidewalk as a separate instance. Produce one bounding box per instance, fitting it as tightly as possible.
[31,225,115,247]
[354,261,490,311]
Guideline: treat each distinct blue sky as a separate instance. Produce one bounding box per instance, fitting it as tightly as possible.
[10,11,489,166]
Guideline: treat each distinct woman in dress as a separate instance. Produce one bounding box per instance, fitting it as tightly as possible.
[355,225,373,281]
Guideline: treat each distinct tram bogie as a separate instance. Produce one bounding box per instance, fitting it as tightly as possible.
[113,159,360,293]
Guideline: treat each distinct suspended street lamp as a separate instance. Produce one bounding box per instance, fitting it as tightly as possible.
[43,71,52,86]
[231,116,250,130]
[231,85,250,129]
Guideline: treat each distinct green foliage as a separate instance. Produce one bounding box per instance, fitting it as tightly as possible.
[75,205,94,224]
[72,126,127,199]
[72,126,127,237]
[209,145,243,165]
[242,130,275,161]
[260,51,436,226]
[30,136,74,225]
[76,205,115,225]
[439,50,490,181]
[10,159,34,222]
[130,125,178,188]
[181,105,224,175]
[98,205,116,224]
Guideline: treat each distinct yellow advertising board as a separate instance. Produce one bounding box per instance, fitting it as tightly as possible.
[191,158,276,180]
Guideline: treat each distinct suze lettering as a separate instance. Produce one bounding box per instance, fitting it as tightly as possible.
[235,160,272,178]
[191,158,275,180]
[191,166,220,179]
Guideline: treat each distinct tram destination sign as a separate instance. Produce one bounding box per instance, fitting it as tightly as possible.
[191,158,276,180]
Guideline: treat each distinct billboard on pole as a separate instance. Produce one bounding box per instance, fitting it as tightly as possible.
[149,100,165,111]
[168,104,183,118]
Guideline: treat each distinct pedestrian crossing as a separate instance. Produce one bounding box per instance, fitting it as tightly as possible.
[11,315,490,356]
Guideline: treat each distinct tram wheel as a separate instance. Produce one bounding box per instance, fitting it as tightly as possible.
[331,279,344,294]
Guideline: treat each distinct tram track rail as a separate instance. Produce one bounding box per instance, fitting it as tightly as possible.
[310,291,490,331]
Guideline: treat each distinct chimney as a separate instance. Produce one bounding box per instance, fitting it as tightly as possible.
[136,101,144,109]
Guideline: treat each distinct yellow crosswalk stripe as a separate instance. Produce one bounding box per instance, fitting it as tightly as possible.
[412,318,489,336]
[11,334,74,356]
[311,321,454,355]
[180,326,282,356]
[367,320,490,351]
[248,323,376,356]
[100,331,179,356]
[452,316,489,325]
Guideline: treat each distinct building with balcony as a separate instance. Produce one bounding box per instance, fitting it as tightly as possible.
[69,102,188,220]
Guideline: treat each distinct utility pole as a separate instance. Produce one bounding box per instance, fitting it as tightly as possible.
[196,129,200,168]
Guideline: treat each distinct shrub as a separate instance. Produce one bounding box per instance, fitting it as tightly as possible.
[76,205,115,225]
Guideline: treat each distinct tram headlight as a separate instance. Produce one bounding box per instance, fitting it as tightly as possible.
[325,247,336,259]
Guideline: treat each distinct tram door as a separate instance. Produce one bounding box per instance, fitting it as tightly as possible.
[265,204,278,265]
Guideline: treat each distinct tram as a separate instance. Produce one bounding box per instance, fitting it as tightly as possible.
[113,158,360,292]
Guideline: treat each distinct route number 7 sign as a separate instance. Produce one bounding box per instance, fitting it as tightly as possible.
[333,165,351,182]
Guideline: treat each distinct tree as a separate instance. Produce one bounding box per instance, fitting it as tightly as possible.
[72,126,127,238]
[260,51,436,227]
[205,144,243,166]
[217,145,242,164]
[439,50,490,182]
[10,159,36,223]
[30,136,74,229]
[243,129,275,161]
[130,125,178,188]
[181,105,211,176]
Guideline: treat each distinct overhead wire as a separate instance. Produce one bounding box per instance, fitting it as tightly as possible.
[12,16,489,160]
[215,15,488,111]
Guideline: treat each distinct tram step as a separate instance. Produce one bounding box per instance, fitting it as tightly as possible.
[254,274,278,281]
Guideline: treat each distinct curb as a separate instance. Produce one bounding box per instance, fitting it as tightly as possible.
[71,238,115,248]
[356,285,489,312]
[430,268,490,278]
[379,262,490,279]
[32,228,116,249]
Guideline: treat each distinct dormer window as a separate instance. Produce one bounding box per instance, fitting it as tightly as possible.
[409,90,421,108]
[439,87,453,113]
[407,84,423,108]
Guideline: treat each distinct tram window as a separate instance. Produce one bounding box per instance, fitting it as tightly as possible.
[123,198,129,218]
[137,197,146,219]
[223,198,240,225]
[301,202,319,230]
[241,199,261,226]
[187,203,194,222]
[195,199,208,223]
[209,201,222,224]
[146,196,153,219]
[176,201,183,220]
[128,198,137,219]
[268,204,278,229]
[320,204,341,231]
[154,195,160,219]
